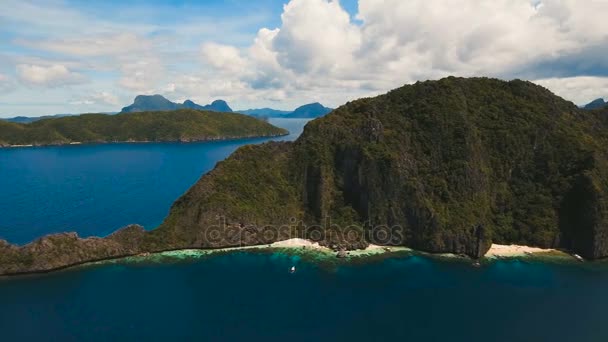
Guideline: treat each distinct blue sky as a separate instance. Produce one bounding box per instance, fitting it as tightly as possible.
[1,0,607,117]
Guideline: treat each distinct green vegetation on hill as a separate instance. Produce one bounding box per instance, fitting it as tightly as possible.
[2,77,608,276]
[158,77,608,258]
[0,109,288,146]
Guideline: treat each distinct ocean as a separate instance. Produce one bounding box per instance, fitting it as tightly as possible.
[1,118,607,341]
[0,118,309,244]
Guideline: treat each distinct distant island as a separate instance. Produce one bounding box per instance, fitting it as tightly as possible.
[2,77,608,276]
[120,95,233,113]
[238,108,292,117]
[238,102,333,119]
[583,98,607,110]
[0,109,288,147]
[118,94,333,119]
[1,96,333,123]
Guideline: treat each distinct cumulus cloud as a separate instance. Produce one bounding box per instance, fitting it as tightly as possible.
[272,0,360,74]
[16,64,86,87]
[196,0,608,106]
[201,42,248,74]
[5,0,608,112]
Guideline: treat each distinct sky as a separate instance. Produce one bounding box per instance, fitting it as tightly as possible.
[1,0,607,117]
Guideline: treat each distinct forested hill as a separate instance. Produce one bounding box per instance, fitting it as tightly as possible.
[0,109,287,147]
[159,77,608,259]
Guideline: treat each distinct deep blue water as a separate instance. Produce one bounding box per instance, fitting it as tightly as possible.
[1,253,608,341]
[0,118,309,245]
[2,117,608,341]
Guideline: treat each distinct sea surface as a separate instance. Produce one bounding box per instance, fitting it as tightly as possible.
[0,118,309,244]
[1,118,608,341]
[2,252,608,341]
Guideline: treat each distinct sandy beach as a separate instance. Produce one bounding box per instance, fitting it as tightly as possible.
[270,239,406,256]
[269,238,328,250]
[485,244,557,257]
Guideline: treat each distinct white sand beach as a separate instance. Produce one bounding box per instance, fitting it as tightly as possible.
[269,238,328,250]
[485,244,557,257]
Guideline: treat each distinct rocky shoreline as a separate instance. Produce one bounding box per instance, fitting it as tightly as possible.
[0,132,289,149]
[0,234,583,278]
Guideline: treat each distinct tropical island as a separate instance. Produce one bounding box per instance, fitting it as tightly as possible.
[1,77,608,276]
[0,109,288,147]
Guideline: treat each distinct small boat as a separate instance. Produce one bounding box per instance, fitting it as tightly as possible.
[472,261,481,268]
[573,254,584,262]
[290,266,296,273]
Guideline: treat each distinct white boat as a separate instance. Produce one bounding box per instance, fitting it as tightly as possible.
[573,254,584,262]
[290,266,296,273]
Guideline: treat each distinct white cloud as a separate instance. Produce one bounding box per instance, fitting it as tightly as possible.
[272,0,360,74]
[69,92,120,106]
[3,0,608,114]
[15,33,152,57]
[92,91,120,106]
[534,76,608,106]
[16,64,86,87]
[117,56,165,93]
[0,74,16,93]
[201,42,248,74]
[194,0,608,108]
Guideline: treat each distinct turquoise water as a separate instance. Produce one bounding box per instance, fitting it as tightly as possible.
[0,118,309,244]
[2,117,608,341]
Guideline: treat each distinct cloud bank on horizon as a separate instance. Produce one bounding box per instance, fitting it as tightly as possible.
[0,0,607,116]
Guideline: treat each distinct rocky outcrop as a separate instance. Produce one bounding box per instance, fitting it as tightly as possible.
[0,225,147,275]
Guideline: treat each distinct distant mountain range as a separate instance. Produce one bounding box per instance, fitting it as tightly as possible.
[120,95,233,113]
[583,98,607,110]
[121,94,333,118]
[1,95,332,123]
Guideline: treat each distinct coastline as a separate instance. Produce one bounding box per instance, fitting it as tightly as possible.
[0,132,290,149]
[88,240,577,269]
[0,239,584,279]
